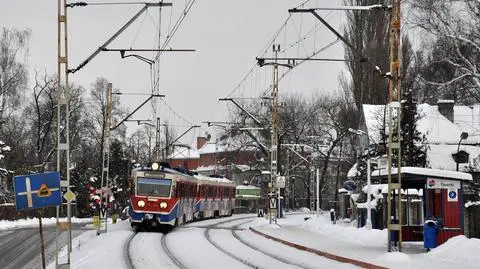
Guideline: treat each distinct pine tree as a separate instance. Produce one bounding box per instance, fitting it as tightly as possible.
[400,89,428,167]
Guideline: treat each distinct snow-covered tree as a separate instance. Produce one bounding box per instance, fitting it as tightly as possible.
[411,0,480,103]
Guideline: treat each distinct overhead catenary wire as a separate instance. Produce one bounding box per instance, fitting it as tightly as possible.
[154,0,197,62]
[229,7,337,100]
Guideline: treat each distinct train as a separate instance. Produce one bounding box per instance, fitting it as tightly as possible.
[128,162,236,232]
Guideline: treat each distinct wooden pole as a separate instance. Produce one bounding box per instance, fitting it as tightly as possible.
[38,210,46,269]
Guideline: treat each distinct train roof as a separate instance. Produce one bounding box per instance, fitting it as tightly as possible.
[132,165,234,186]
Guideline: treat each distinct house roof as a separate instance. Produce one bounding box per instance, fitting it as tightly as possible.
[362,103,480,172]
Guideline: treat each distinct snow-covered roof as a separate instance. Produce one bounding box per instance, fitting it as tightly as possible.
[360,184,423,196]
[347,163,360,179]
[428,144,480,171]
[236,185,261,190]
[232,164,253,172]
[363,103,480,172]
[372,167,472,181]
[198,142,224,154]
[195,165,218,172]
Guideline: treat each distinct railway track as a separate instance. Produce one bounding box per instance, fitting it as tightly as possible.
[161,232,189,269]
[203,218,262,269]
[124,232,136,269]
[231,227,314,269]
[125,213,328,269]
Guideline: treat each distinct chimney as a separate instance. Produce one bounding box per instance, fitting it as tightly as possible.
[437,100,454,122]
[197,136,208,150]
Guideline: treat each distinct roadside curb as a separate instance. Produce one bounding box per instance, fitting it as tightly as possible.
[249,227,388,269]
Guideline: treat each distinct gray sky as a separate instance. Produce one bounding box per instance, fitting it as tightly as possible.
[1,0,345,145]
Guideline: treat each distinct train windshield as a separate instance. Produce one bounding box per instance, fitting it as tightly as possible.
[137,177,171,197]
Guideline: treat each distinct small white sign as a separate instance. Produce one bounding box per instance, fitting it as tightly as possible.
[377,157,387,169]
[269,197,277,209]
[426,178,461,189]
[447,188,458,202]
[276,176,286,188]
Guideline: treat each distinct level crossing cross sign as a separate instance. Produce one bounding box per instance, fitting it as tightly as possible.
[14,171,62,211]
[269,197,277,209]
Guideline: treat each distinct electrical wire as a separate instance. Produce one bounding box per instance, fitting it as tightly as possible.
[129,11,149,48]
[261,38,341,97]
[154,0,197,62]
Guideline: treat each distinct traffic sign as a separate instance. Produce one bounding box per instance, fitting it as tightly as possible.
[447,188,458,202]
[100,207,108,219]
[14,172,61,211]
[276,176,285,188]
[63,190,76,202]
[344,180,357,191]
[269,197,277,209]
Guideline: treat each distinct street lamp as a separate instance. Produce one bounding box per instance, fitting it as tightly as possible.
[348,128,372,229]
[456,132,469,171]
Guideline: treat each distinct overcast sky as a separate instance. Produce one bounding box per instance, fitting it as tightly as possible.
[0,0,345,145]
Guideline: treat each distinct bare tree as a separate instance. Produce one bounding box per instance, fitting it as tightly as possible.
[85,77,126,171]
[24,70,57,169]
[307,93,355,208]
[0,28,30,122]
[411,0,480,102]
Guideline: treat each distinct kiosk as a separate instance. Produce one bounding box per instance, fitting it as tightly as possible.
[371,167,472,246]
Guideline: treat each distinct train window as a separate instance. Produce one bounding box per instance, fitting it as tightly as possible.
[137,178,171,197]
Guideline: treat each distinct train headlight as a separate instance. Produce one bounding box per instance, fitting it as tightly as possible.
[137,200,146,208]
[151,162,159,170]
[160,201,168,209]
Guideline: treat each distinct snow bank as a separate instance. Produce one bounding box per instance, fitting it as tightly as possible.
[427,235,480,268]
[300,213,387,247]
[0,217,92,230]
[47,221,133,269]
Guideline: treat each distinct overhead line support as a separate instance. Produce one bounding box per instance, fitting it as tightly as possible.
[218,98,266,129]
[110,94,165,131]
[288,7,389,77]
[387,0,403,253]
[67,2,172,73]
[167,125,200,148]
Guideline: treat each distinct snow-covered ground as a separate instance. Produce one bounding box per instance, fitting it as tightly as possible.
[0,217,92,230]
[2,212,480,269]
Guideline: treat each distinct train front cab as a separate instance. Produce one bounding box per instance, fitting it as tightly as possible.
[129,170,182,231]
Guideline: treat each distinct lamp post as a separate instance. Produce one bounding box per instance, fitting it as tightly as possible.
[348,128,372,229]
[456,132,469,171]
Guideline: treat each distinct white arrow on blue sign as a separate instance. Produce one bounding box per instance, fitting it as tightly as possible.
[14,172,62,211]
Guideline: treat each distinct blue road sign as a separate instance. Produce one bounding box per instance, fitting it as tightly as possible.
[344,180,357,191]
[14,172,62,211]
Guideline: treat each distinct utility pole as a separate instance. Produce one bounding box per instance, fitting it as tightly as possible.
[165,121,169,159]
[257,44,292,223]
[156,117,161,160]
[387,0,403,252]
[271,44,280,222]
[285,150,290,211]
[56,0,72,268]
[99,83,113,235]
